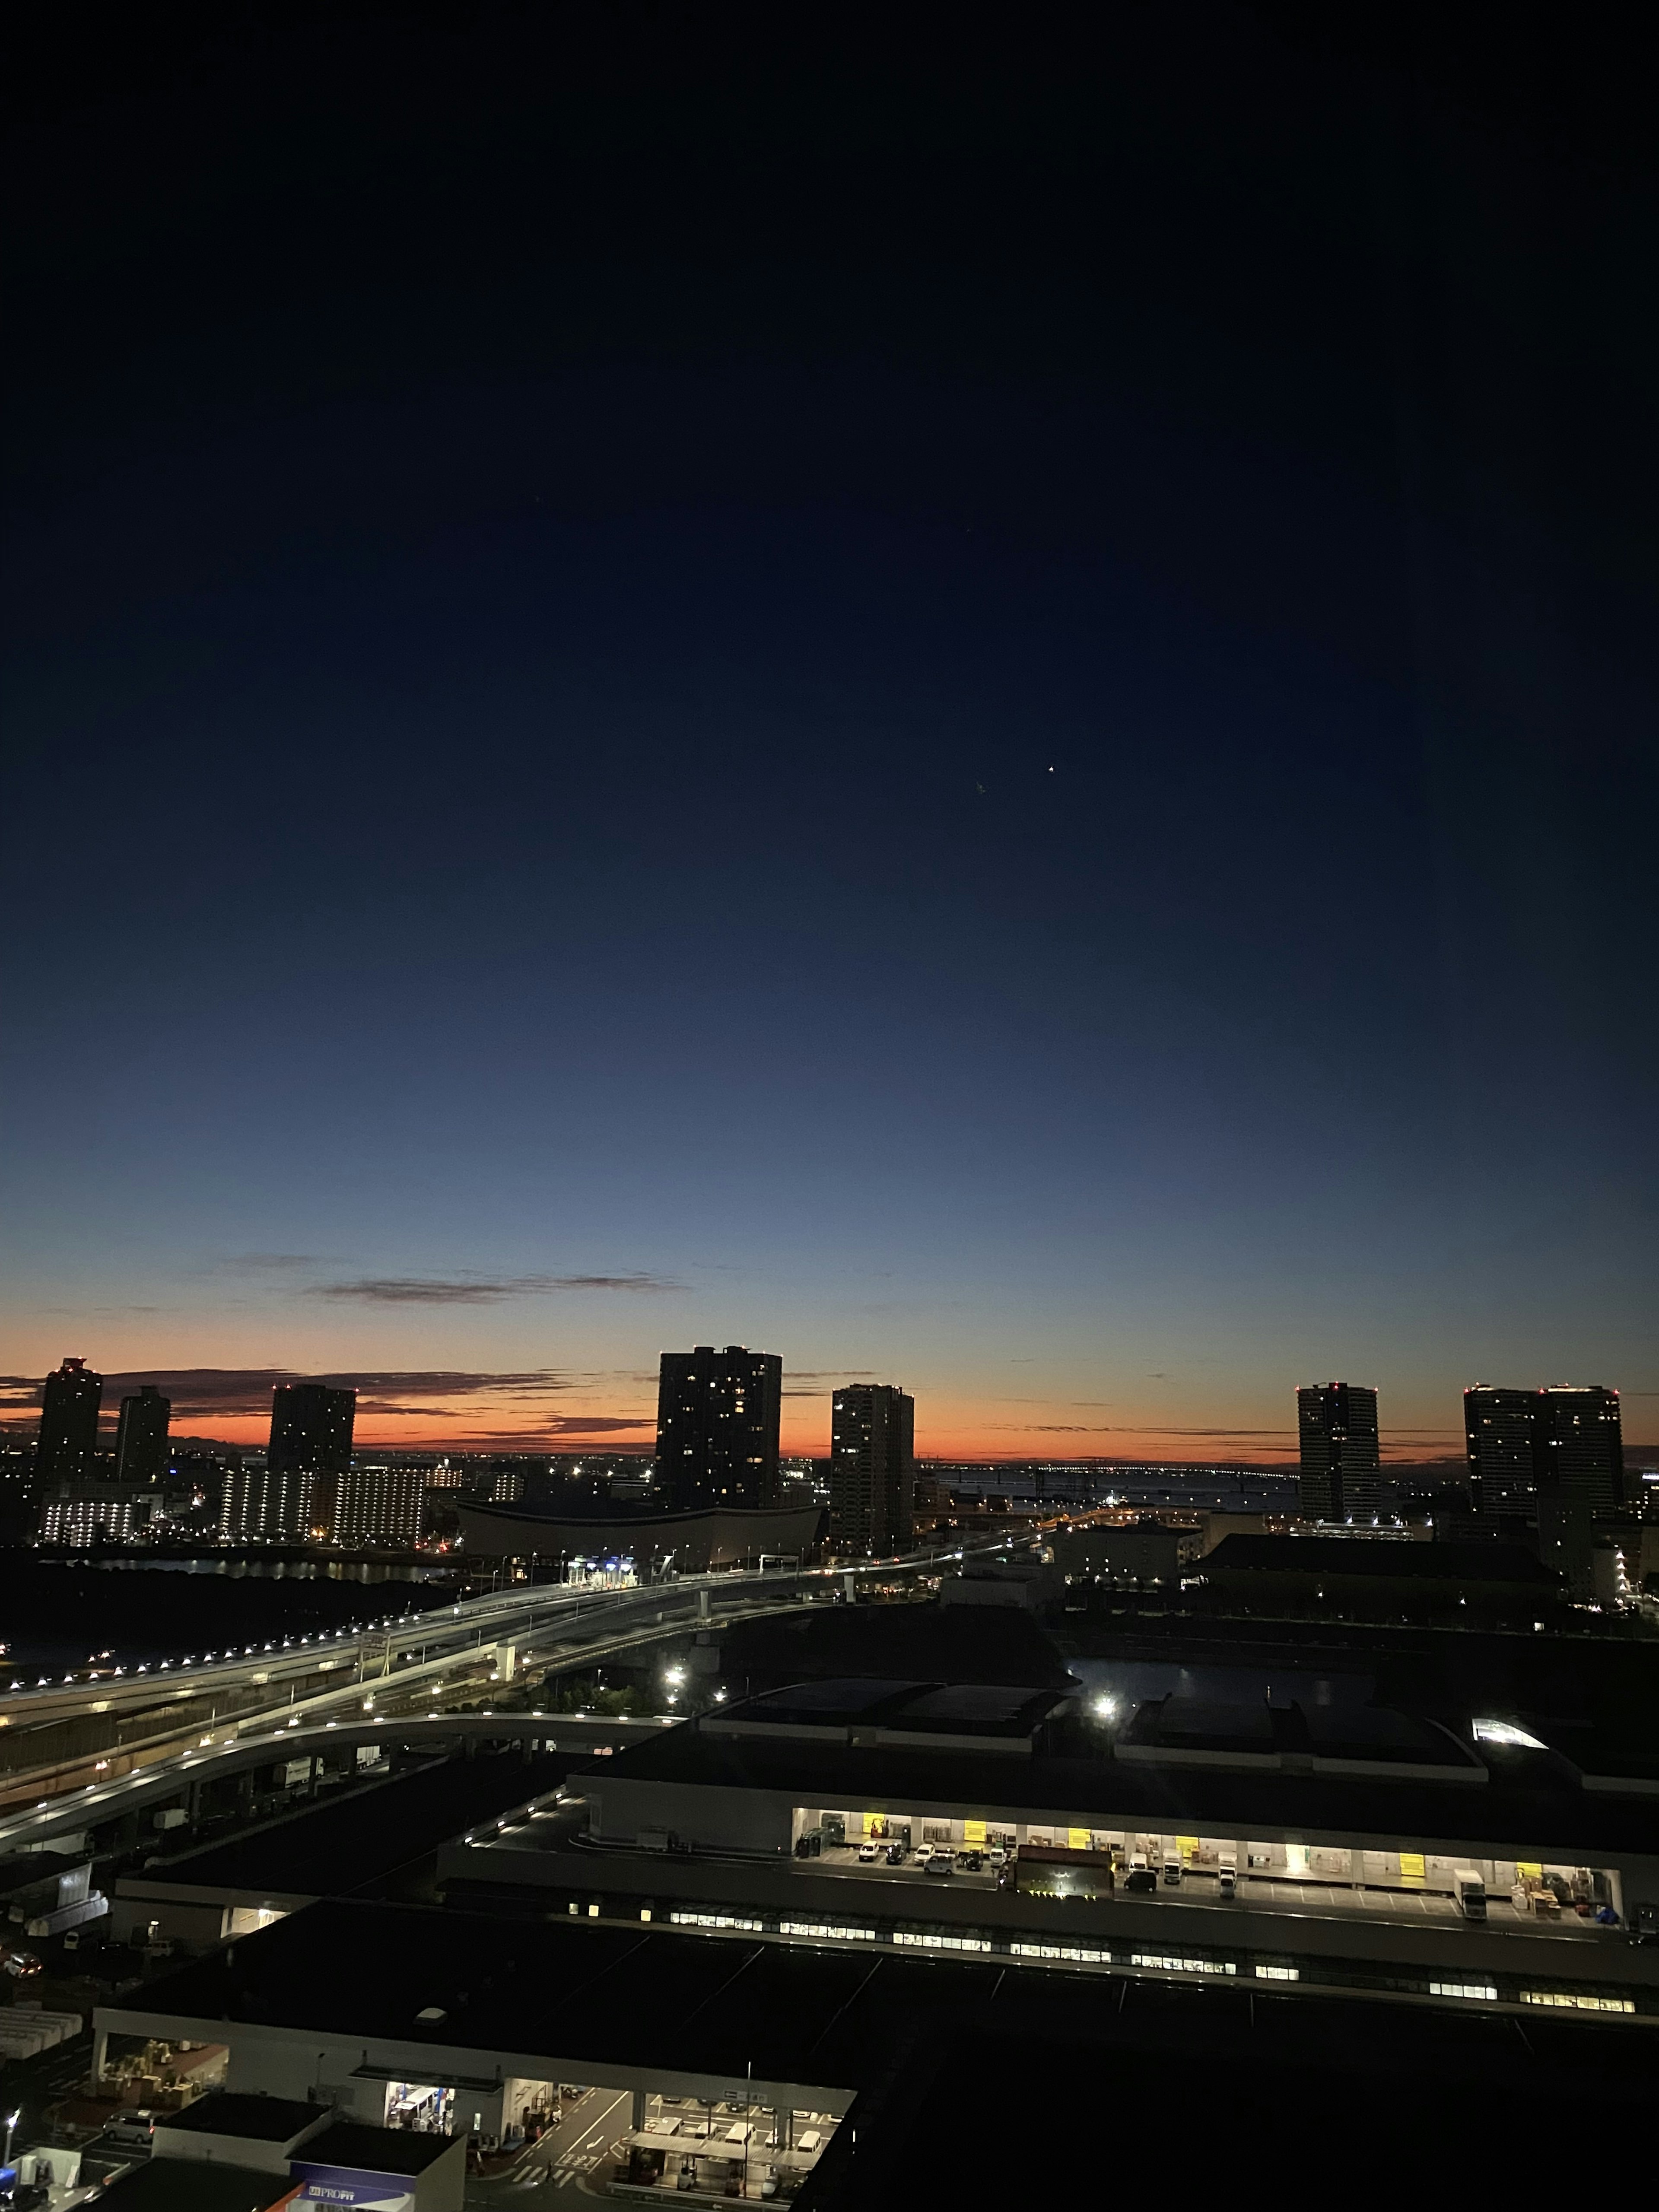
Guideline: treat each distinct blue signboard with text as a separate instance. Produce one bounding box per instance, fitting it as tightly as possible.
[288,2161,416,2211]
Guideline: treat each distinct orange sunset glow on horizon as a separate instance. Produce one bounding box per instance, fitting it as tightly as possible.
[0,1343,1479,1467]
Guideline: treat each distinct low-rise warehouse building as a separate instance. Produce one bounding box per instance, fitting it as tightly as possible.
[111,1745,569,1953]
[439,1678,1659,2013]
[1196,1534,1563,1624]
[95,1901,864,2201]
[1056,1518,1201,1586]
[92,2091,465,2211]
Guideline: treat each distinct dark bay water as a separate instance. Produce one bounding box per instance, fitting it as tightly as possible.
[0,1555,461,1674]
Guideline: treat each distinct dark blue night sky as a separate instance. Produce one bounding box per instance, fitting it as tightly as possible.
[3,8,1653,1459]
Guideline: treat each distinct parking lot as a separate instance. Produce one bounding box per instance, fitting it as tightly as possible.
[809,1840,1003,1890]
[803,1835,1614,1944]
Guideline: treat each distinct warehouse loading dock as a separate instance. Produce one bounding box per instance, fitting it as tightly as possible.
[794,1805,1622,1935]
[515,1679,1659,1990]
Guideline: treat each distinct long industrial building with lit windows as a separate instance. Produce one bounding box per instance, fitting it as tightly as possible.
[437,1677,1659,2018]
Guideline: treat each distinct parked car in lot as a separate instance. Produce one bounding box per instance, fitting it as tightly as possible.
[1125,1867,1158,1894]
[1162,1856,1184,1887]
[925,1851,956,1876]
[960,1850,984,1873]
[988,1846,1007,1868]
[884,1842,908,1865]
[914,1843,934,1866]
[857,1840,880,1862]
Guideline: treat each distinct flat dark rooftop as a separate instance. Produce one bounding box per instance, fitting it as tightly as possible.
[113,1898,989,2094]
[741,1678,921,1718]
[718,1678,1063,1736]
[1205,1535,1555,1585]
[712,1600,1074,1690]
[895,1682,1061,1732]
[0,1849,83,1894]
[1124,1696,1479,1768]
[141,1749,568,1897]
[840,1986,1658,2203]
[160,2091,326,2141]
[1052,1618,1659,1737]
[110,1901,1656,2179]
[93,2163,295,2212]
[298,2120,458,2175]
[591,1720,1659,1855]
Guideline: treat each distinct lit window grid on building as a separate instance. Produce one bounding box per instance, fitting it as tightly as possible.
[336,1464,426,1547]
[43,1492,142,1545]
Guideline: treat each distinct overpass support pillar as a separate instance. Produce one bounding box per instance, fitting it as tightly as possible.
[844,1573,856,1603]
[697,1588,710,1621]
[187,1779,203,1824]
[238,1768,256,1812]
[632,2089,646,2131]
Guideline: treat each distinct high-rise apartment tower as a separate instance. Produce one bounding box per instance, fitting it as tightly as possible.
[1296,1382,1382,1522]
[1465,1385,1623,1519]
[655,1346,782,1511]
[268,1382,357,1539]
[830,1384,915,1556]
[35,1357,102,1500]
[115,1384,171,1485]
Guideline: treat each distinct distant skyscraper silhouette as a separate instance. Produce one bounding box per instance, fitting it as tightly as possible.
[1297,1382,1381,1522]
[656,1346,782,1511]
[35,1357,102,1503]
[268,1381,357,1538]
[1535,1386,1624,1516]
[830,1384,916,1556]
[1462,1386,1538,1517]
[115,1384,171,1485]
[1465,1384,1623,1519]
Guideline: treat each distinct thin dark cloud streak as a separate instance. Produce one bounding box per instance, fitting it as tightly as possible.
[0,1366,572,1427]
[218,1254,320,1272]
[545,1416,655,1434]
[305,1273,685,1304]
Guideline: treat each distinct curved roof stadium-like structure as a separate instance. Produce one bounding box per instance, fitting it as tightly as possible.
[457,1497,824,1572]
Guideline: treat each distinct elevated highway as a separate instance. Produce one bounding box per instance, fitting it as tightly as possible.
[0,1540,1003,1847]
